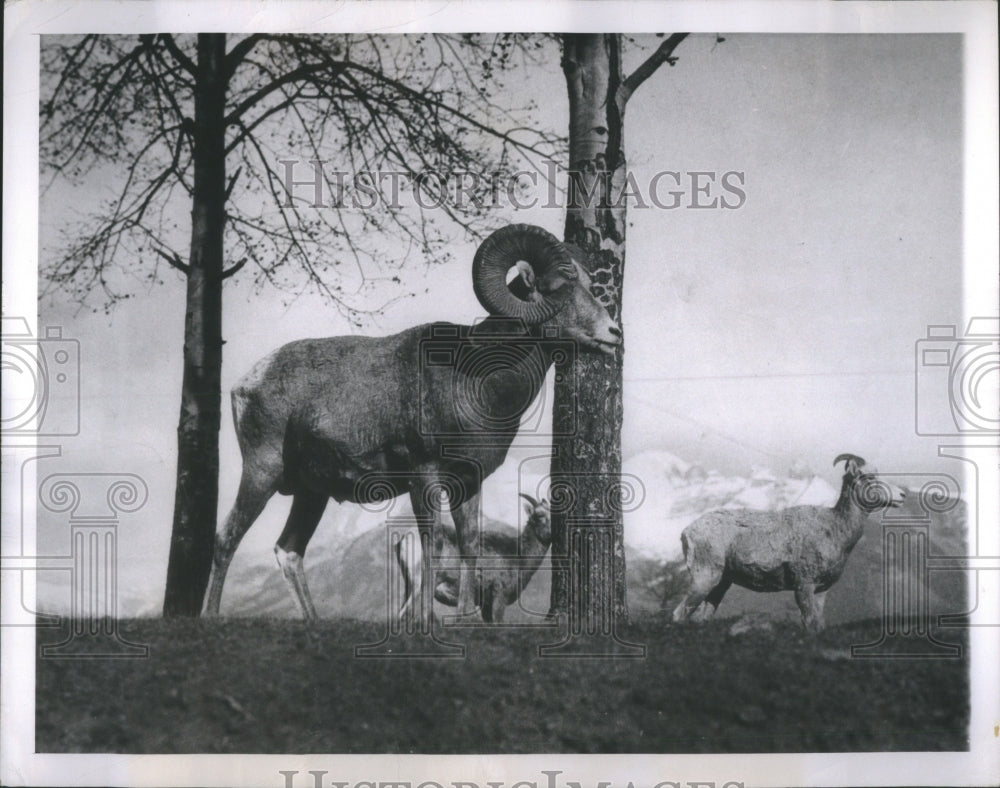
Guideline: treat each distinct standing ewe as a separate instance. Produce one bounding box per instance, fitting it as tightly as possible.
[671,454,905,632]
[396,493,551,623]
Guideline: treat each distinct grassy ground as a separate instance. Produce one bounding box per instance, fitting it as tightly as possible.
[35,615,968,753]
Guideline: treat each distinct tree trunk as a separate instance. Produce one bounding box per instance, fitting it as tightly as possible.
[550,34,630,624]
[163,34,227,616]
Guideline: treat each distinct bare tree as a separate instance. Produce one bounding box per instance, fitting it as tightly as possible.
[549,33,690,625]
[40,33,561,616]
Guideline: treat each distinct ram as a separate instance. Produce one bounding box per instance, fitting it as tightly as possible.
[203,225,620,624]
[671,454,905,632]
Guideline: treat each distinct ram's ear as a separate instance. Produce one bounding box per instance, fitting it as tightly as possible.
[515,260,536,292]
[523,502,533,517]
[537,260,580,295]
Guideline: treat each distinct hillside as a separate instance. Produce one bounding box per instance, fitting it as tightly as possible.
[36,616,969,754]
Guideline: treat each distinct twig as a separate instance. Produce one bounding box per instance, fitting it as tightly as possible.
[154,247,190,275]
[221,257,247,280]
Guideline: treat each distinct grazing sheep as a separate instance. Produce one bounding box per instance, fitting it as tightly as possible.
[396,494,551,623]
[671,454,905,632]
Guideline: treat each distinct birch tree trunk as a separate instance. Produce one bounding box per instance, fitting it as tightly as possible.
[550,34,630,624]
[549,33,687,630]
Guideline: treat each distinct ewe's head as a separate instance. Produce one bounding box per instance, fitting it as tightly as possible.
[835,453,906,511]
[472,224,621,355]
[519,493,552,545]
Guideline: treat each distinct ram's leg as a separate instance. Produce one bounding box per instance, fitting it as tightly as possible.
[814,591,828,624]
[480,584,494,623]
[205,464,277,615]
[795,583,824,633]
[450,493,482,618]
[490,582,506,624]
[275,491,329,624]
[393,537,415,620]
[408,482,440,628]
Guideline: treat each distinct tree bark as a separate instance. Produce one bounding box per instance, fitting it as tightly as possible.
[163,34,227,616]
[550,34,630,623]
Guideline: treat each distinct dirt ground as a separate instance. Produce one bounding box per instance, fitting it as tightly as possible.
[35,615,968,753]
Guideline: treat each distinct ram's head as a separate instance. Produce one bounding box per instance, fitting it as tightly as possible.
[472,224,621,355]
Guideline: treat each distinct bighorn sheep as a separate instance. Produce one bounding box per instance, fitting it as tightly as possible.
[671,454,905,633]
[396,493,551,623]
[203,225,620,624]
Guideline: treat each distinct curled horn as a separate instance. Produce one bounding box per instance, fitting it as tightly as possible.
[519,492,540,508]
[834,453,866,472]
[472,224,577,324]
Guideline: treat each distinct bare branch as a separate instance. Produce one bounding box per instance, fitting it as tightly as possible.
[225,34,265,78]
[155,247,190,275]
[224,63,338,126]
[41,33,567,320]
[224,166,242,200]
[158,33,197,77]
[618,32,689,106]
[220,257,247,279]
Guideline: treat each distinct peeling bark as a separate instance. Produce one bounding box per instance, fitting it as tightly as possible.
[550,33,687,624]
[551,34,629,622]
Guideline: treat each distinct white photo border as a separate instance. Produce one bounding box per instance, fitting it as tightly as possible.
[3,2,998,787]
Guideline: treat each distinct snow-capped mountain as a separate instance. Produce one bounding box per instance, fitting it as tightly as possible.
[33,449,969,627]
[622,450,839,561]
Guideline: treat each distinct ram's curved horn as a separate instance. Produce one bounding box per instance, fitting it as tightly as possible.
[834,453,866,470]
[472,224,577,324]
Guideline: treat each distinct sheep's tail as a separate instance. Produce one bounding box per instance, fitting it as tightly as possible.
[679,530,691,565]
[230,386,251,458]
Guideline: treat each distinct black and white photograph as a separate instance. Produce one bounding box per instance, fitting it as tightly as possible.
[2,1,998,786]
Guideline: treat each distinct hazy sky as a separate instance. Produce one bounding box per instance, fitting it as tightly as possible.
[32,33,972,590]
